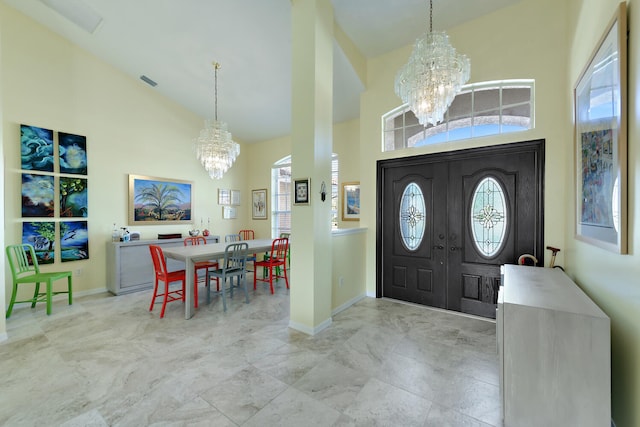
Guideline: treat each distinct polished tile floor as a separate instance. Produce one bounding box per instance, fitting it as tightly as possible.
[1,278,502,426]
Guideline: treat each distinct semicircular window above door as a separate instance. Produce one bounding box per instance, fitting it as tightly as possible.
[470,176,508,257]
[399,182,426,251]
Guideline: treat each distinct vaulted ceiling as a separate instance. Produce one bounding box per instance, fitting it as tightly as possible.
[3,0,523,142]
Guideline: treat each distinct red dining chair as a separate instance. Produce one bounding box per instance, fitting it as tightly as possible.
[238,229,257,272]
[149,245,186,318]
[254,237,289,294]
[184,236,219,308]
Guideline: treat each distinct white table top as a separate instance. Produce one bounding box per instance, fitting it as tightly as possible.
[162,238,276,319]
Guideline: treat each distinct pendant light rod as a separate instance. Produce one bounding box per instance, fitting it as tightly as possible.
[213,61,220,121]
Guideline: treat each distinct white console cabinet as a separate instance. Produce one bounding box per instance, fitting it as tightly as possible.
[106,236,219,295]
[497,264,610,426]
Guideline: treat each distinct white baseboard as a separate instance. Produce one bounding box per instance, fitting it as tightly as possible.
[332,293,366,316]
[289,317,332,336]
[0,332,8,343]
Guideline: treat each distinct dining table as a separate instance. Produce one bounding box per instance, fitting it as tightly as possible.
[163,238,275,319]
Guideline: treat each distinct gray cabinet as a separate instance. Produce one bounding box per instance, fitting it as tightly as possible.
[106,236,219,295]
[497,264,610,426]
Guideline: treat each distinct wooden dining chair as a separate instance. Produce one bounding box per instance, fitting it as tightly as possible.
[149,244,186,318]
[207,242,249,311]
[5,243,73,317]
[254,237,289,294]
[183,236,219,308]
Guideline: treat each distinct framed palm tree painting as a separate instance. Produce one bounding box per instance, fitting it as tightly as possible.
[128,175,193,225]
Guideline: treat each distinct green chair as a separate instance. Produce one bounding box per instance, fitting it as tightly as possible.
[5,243,73,318]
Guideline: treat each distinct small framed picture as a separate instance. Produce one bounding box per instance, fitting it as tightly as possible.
[218,189,231,205]
[252,189,268,220]
[231,190,241,206]
[342,182,360,221]
[294,178,310,205]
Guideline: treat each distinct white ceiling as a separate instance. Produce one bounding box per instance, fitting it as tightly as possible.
[3,0,522,143]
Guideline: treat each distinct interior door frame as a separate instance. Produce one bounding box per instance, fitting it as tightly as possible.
[376,139,545,298]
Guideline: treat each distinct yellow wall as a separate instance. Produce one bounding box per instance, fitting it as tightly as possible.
[565,1,640,425]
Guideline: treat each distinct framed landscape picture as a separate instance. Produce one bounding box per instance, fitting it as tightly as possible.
[22,221,55,264]
[129,175,193,225]
[21,173,54,217]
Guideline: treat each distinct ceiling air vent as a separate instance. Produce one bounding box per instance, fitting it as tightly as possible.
[140,75,158,87]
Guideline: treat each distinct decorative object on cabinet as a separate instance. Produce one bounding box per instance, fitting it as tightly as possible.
[59,221,89,262]
[5,243,73,318]
[341,182,360,221]
[129,174,193,225]
[293,178,310,205]
[574,2,627,254]
[22,221,56,264]
[20,124,54,172]
[58,132,87,175]
[59,177,88,217]
[251,189,267,220]
[21,173,54,217]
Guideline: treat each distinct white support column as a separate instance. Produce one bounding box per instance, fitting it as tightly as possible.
[289,0,333,334]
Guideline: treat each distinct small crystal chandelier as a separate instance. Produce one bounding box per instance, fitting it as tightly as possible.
[194,62,240,179]
[394,0,470,126]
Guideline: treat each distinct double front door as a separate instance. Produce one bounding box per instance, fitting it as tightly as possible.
[377,140,544,318]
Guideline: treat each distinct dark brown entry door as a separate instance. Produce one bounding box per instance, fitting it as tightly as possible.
[378,140,544,318]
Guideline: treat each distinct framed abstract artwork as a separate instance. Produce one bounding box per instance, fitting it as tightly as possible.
[342,182,360,221]
[60,221,89,262]
[574,2,627,253]
[20,124,54,172]
[252,189,267,220]
[21,173,54,217]
[129,175,193,225]
[22,221,56,264]
[58,132,88,175]
[293,178,310,205]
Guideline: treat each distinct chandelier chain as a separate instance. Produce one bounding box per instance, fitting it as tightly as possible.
[213,62,220,121]
[429,0,432,33]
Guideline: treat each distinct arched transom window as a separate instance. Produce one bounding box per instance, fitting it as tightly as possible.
[383,80,534,151]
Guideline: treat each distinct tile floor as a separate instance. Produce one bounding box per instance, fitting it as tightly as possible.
[1,278,502,426]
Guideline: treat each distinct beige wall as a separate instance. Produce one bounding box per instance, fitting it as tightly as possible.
[565,1,640,426]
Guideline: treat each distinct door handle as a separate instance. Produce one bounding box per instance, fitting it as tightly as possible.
[432,244,444,250]
[450,246,463,252]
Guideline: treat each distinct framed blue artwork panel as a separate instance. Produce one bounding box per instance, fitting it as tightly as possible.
[20,124,54,172]
[60,177,88,217]
[58,132,88,175]
[22,221,56,264]
[22,173,54,217]
[60,221,89,262]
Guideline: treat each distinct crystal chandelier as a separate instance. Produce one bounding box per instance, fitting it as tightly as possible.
[194,62,240,179]
[394,0,470,126]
